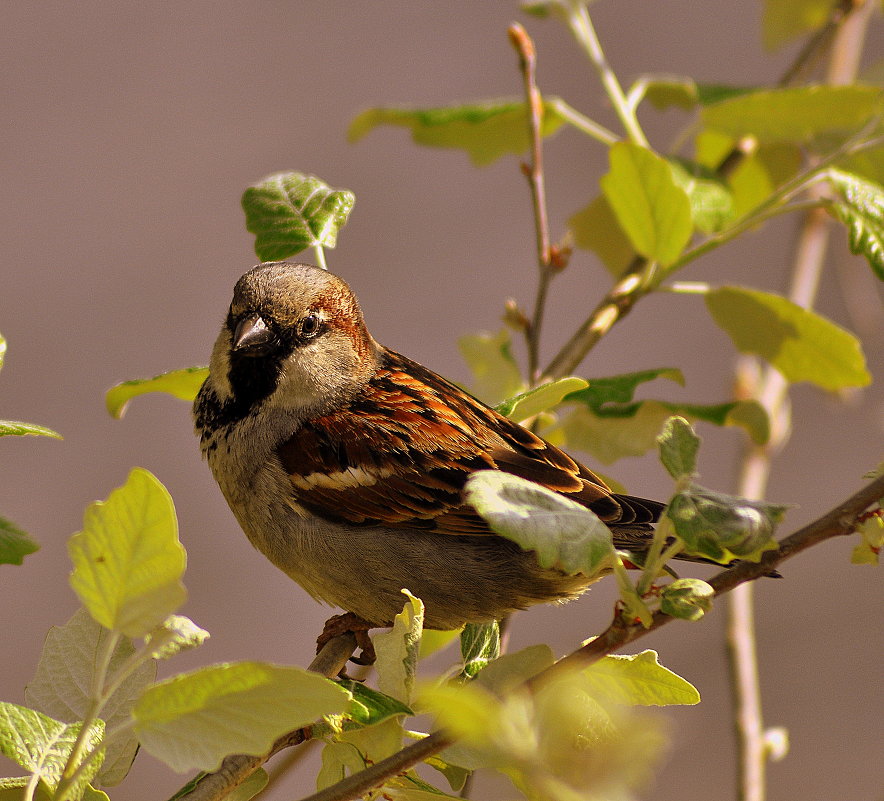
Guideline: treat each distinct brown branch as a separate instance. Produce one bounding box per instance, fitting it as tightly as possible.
[169,632,357,801]
[294,475,884,801]
[509,22,559,384]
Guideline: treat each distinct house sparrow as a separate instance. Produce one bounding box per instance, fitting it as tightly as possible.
[194,261,666,633]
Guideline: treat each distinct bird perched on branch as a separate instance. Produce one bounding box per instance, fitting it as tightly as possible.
[194,262,665,643]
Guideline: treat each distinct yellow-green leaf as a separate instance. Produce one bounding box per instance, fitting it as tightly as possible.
[581,650,700,706]
[762,0,836,50]
[568,195,635,276]
[495,377,588,422]
[133,662,350,773]
[457,329,524,405]
[600,142,693,266]
[349,99,567,167]
[705,286,871,390]
[0,516,40,565]
[106,367,209,419]
[68,468,187,637]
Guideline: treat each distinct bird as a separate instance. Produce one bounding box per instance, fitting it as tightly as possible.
[193,261,667,642]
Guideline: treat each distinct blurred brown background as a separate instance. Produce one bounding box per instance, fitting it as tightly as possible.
[1,2,881,799]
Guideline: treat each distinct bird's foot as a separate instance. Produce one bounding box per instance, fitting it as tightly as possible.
[316,612,377,668]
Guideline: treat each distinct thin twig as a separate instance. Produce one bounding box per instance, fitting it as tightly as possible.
[170,632,357,801]
[294,474,884,801]
[509,22,557,383]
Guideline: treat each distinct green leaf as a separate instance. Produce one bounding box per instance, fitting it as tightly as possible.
[851,513,883,565]
[133,661,350,773]
[827,169,884,279]
[145,615,210,660]
[0,516,40,565]
[582,650,700,706]
[702,86,884,146]
[464,471,615,576]
[373,590,424,706]
[0,420,61,439]
[105,367,208,419]
[0,703,104,796]
[68,468,187,638]
[242,171,355,262]
[460,622,500,680]
[661,578,715,621]
[457,329,524,405]
[340,681,413,727]
[762,0,835,50]
[568,195,635,276]
[600,142,693,266]
[641,76,754,110]
[656,416,700,479]
[666,483,786,564]
[705,286,871,390]
[25,607,156,787]
[422,754,471,793]
[474,645,555,696]
[494,377,588,422]
[668,157,735,233]
[348,99,567,167]
[565,368,684,412]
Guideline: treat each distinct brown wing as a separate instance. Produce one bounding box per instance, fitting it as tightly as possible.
[276,348,662,538]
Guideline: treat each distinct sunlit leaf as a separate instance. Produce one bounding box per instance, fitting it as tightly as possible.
[25,607,156,787]
[105,367,208,419]
[702,86,883,146]
[419,628,461,660]
[0,421,61,439]
[474,645,555,696]
[762,0,836,50]
[851,513,883,565]
[705,286,871,390]
[0,703,104,796]
[133,662,350,773]
[495,377,588,421]
[242,172,355,262]
[464,471,615,576]
[668,157,735,233]
[340,681,413,727]
[568,195,635,276]
[827,169,884,279]
[349,99,567,166]
[600,142,693,266]
[68,468,187,637]
[373,590,424,706]
[458,329,524,405]
[641,76,753,110]
[0,516,40,565]
[145,615,210,660]
[581,650,700,705]
[460,622,500,680]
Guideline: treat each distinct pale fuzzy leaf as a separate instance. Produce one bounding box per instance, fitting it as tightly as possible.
[475,645,555,697]
[827,169,884,279]
[656,416,700,479]
[457,329,524,405]
[145,615,210,660]
[133,661,350,773]
[600,142,693,266]
[464,471,615,576]
[706,286,871,390]
[68,468,187,637]
[373,590,424,706]
[0,703,104,794]
[105,367,208,419]
[25,607,156,787]
[495,377,588,422]
[338,717,404,766]
[660,578,715,621]
[348,99,567,167]
[0,421,61,439]
[317,741,366,791]
[667,483,786,564]
[0,516,40,565]
[582,650,700,706]
[242,172,355,261]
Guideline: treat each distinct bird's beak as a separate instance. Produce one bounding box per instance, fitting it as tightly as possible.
[232,314,275,355]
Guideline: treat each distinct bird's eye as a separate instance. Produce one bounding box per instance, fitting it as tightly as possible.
[299,313,322,339]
